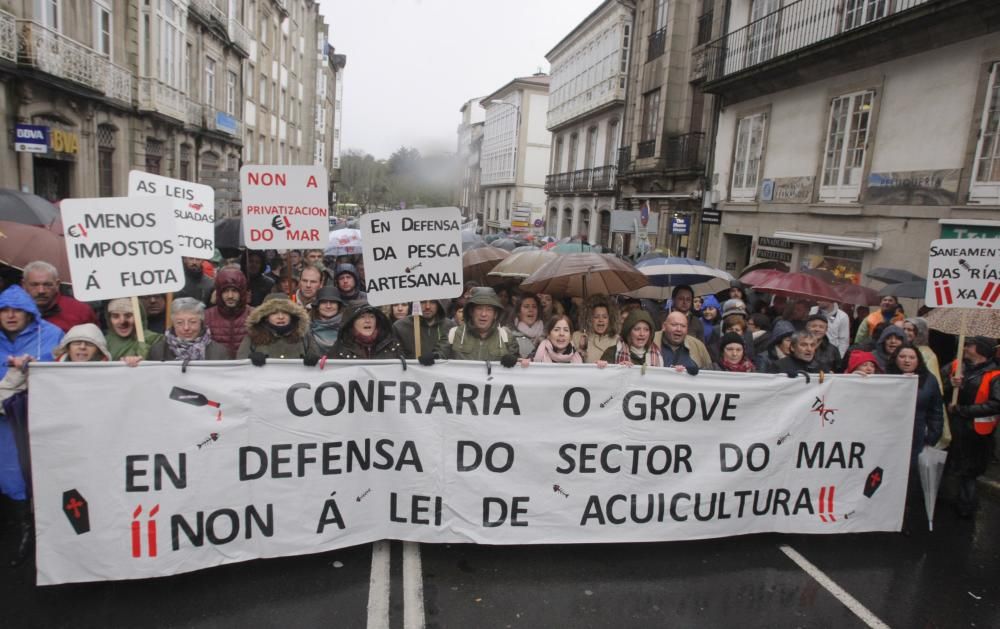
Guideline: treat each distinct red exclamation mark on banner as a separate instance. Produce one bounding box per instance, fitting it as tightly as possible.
[933,280,954,306]
[147,504,160,557]
[818,486,828,522]
[978,282,1000,308]
[827,486,836,522]
[131,505,142,557]
[283,217,291,229]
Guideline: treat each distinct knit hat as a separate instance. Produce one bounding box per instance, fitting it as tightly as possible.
[106,298,134,314]
[719,331,745,352]
[966,335,998,358]
[845,350,880,374]
[721,299,748,319]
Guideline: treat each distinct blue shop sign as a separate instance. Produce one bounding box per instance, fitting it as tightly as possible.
[670,216,690,235]
[215,112,238,136]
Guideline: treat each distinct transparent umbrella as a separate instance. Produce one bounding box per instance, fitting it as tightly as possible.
[917,446,948,531]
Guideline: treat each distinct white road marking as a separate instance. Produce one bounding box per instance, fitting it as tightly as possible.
[402,542,426,629]
[366,541,391,629]
[779,544,891,629]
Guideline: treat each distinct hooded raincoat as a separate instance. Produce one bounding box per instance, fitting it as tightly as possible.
[330,303,404,360]
[237,295,316,359]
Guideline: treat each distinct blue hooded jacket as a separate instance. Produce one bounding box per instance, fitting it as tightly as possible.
[699,295,722,340]
[0,285,63,500]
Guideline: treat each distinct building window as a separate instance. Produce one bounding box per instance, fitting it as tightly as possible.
[179,144,192,181]
[746,0,781,67]
[653,0,668,31]
[731,112,767,201]
[145,138,164,175]
[97,124,115,196]
[568,133,579,172]
[970,62,1000,203]
[641,89,660,142]
[696,0,713,46]
[259,74,267,105]
[94,1,112,56]
[605,119,619,165]
[843,0,887,31]
[553,136,563,173]
[280,88,287,117]
[37,0,60,30]
[820,90,875,203]
[205,58,216,107]
[226,71,237,115]
[258,135,265,162]
[155,1,184,89]
[585,127,598,169]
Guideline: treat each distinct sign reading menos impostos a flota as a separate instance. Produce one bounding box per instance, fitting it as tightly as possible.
[240,165,329,249]
[361,207,464,306]
[60,197,184,301]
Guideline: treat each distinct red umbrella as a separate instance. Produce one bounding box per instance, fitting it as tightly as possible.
[832,283,881,306]
[754,272,841,302]
[740,268,785,287]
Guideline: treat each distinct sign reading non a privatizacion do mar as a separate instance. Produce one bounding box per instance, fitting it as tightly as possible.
[361,206,463,306]
[128,171,215,259]
[924,238,1000,308]
[60,197,184,301]
[28,362,915,584]
[240,165,329,249]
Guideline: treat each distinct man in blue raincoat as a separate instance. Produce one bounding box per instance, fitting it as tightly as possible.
[0,285,63,565]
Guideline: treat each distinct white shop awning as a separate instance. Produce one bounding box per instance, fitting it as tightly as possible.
[772,231,882,250]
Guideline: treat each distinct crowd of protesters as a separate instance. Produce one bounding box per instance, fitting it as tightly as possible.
[0,246,998,566]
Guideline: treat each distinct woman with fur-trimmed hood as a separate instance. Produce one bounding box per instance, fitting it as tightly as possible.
[237,294,316,361]
[571,295,621,363]
[329,302,404,360]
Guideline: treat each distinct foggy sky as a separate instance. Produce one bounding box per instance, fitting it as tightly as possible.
[317,0,601,159]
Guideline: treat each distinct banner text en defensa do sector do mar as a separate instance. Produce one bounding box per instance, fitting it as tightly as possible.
[29,362,916,584]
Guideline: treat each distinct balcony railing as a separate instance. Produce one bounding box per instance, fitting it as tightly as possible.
[546,166,619,195]
[647,27,667,61]
[663,132,705,172]
[17,20,131,103]
[0,11,15,63]
[637,139,656,159]
[138,77,187,122]
[703,0,930,83]
[617,146,631,172]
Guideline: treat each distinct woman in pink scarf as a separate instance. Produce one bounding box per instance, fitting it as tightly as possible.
[517,315,584,366]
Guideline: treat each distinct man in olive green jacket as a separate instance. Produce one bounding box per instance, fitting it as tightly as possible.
[444,288,519,364]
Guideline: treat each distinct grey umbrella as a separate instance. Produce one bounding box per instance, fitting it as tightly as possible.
[866,267,925,284]
[0,189,60,226]
[879,280,926,299]
[492,238,518,251]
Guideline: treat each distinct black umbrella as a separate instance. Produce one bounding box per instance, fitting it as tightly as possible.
[866,267,925,284]
[739,259,789,275]
[0,189,60,226]
[214,217,244,250]
[879,280,926,299]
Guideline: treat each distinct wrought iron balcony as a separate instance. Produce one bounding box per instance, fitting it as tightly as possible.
[647,27,667,62]
[16,20,131,103]
[702,0,930,84]
[572,169,591,191]
[545,174,556,193]
[663,132,705,173]
[554,172,573,193]
[637,139,656,159]
[590,165,618,192]
[617,146,631,172]
[138,77,187,122]
[0,11,15,63]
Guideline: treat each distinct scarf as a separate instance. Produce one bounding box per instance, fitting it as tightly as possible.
[534,339,582,364]
[612,340,663,367]
[310,314,342,352]
[720,356,755,372]
[515,318,545,342]
[164,328,214,361]
[264,319,297,338]
[352,328,379,358]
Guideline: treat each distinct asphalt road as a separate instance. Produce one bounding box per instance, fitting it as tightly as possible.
[2,490,998,629]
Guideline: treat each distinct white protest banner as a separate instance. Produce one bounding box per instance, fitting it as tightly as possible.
[30,362,915,585]
[925,238,1000,307]
[128,171,215,258]
[361,207,463,306]
[60,197,184,301]
[240,165,329,249]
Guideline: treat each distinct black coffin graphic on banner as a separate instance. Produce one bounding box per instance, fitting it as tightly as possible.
[169,386,221,408]
[63,488,90,534]
[863,467,883,498]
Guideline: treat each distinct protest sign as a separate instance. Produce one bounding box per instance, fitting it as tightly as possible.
[60,197,183,301]
[128,171,215,258]
[240,165,329,249]
[30,362,914,585]
[925,238,1000,307]
[361,207,463,306]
